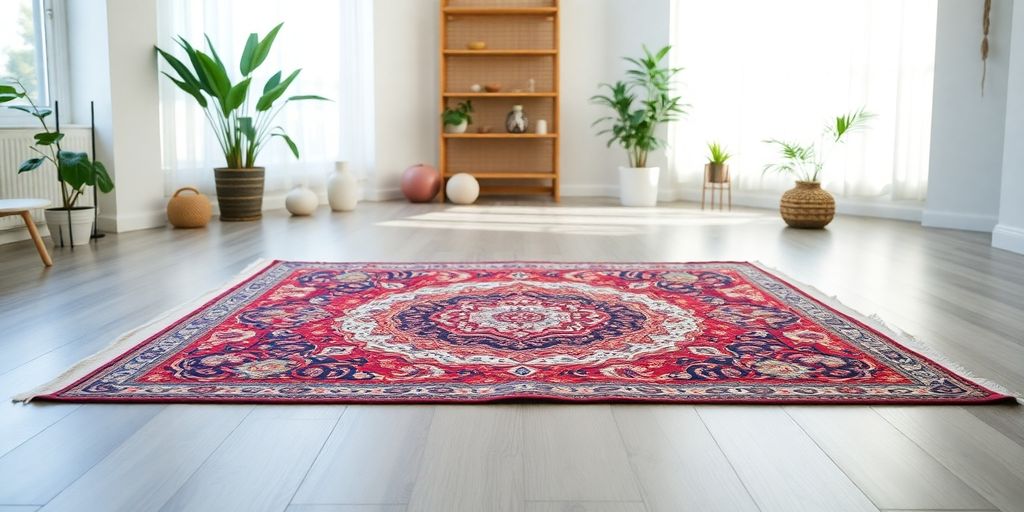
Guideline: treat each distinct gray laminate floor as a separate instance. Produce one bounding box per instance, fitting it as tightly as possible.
[0,198,1022,512]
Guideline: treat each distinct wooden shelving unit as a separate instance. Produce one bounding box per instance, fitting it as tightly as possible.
[439,0,560,202]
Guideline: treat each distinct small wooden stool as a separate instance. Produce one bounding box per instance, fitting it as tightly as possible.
[0,199,53,267]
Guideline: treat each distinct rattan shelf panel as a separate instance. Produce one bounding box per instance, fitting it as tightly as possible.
[448,0,555,8]
[444,7,557,15]
[443,92,557,97]
[444,171,556,179]
[444,49,557,56]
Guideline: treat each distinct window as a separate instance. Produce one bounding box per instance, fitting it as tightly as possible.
[0,0,68,124]
[669,0,937,203]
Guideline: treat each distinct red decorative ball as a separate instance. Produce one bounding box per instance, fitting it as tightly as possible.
[401,164,440,203]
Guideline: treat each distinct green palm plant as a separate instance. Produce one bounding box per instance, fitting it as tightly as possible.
[155,23,327,169]
[763,108,874,182]
[591,45,686,168]
[1,79,114,209]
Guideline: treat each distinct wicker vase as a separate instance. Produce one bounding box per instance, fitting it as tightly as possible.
[214,168,265,222]
[780,181,835,229]
[166,187,212,228]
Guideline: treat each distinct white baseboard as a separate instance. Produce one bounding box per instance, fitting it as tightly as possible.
[992,224,1024,255]
[677,187,923,222]
[560,184,617,198]
[921,209,998,232]
[0,222,50,246]
[97,210,167,233]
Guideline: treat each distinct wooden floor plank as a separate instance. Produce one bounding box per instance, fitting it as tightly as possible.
[699,406,879,512]
[876,406,1024,512]
[39,405,253,512]
[159,415,339,512]
[407,405,524,512]
[0,404,163,505]
[522,405,643,502]
[524,502,646,512]
[612,405,759,512]
[292,406,434,506]
[786,406,994,510]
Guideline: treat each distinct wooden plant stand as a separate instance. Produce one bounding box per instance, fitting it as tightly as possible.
[701,166,732,211]
[439,0,560,202]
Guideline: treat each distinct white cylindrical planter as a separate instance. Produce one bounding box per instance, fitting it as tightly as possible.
[618,166,660,207]
[327,161,359,212]
[44,207,94,246]
[535,119,548,135]
[444,120,468,134]
[285,185,319,216]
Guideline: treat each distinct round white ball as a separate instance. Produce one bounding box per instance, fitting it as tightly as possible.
[446,173,480,205]
[285,186,319,216]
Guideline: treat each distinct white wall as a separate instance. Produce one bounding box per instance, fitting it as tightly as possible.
[993,1,1024,254]
[68,0,165,233]
[923,0,1013,232]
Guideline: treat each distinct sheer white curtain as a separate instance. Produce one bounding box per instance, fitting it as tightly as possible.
[157,0,374,197]
[670,0,936,202]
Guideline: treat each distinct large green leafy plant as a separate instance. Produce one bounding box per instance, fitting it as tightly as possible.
[156,23,327,169]
[763,109,874,182]
[0,80,114,209]
[591,45,685,168]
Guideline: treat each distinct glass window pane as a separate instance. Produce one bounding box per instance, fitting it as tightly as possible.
[0,0,48,105]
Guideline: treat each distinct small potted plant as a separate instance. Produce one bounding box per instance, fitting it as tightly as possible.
[592,45,685,207]
[763,108,873,229]
[442,100,473,134]
[706,141,731,183]
[1,80,114,246]
[156,23,327,221]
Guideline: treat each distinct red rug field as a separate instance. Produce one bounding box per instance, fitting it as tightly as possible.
[22,261,1011,404]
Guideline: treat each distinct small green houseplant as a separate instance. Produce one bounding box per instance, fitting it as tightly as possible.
[591,45,685,206]
[706,141,731,183]
[1,80,114,246]
[763,108,874,229]
[442,100,473,134]
[156,23,327,221]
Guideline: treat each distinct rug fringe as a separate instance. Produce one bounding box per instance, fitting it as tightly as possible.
[11,259,274,404]
[751,261,1020,402]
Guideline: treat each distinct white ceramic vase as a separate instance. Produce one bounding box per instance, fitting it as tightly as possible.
[44,207,94,246]
[285,185,319,216]
[327,162,358,212]
[618,166,660,207]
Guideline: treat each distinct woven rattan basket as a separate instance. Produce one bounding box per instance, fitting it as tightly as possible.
[780,181,835,229]
[167,187,213,229]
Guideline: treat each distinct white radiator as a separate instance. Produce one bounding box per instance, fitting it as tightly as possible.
[0,127,94,243]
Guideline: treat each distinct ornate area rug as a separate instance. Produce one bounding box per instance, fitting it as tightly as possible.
[18,261,1012,404]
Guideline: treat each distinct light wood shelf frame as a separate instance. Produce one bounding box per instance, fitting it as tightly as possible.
[439,0,560,202]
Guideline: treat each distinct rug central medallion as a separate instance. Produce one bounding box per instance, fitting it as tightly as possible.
[338,281,699,367]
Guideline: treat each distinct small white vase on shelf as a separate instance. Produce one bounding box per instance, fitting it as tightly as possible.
[285,185,319,216]
[327,161,358,212]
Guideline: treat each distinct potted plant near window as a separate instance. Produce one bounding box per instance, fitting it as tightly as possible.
[1,80,114,246]
[156,24,327,221]
[592,45,685,207]
[763,109,873,229]
[442,100,473,134]
[706,141,731,183]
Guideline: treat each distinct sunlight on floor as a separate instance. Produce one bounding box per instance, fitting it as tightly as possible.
[378,204,778,236]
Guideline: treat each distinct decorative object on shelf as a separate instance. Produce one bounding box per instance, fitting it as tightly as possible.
[476,126,494,134]
[156,23,328,221]
[1,82,115,247]
[528,78,536,93]
[702,142,732,211]
[327,161,358,212]
[470,83,483,93]
[535,119,548,135]
[442,100,474,134]
[445,173,480,204]
[166,187,213,228]
[484,83,502,93]
[763,108,873,229]
[285,185,319,216]
[592,45,685,207]
[401,164,441,203]
[506,104,529,133]
[467,41,487,50]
